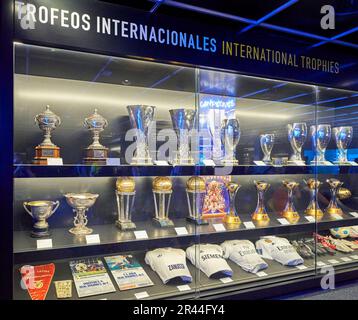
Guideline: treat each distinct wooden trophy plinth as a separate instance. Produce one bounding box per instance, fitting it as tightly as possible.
[34,145,61,165]
[83,147,108,165]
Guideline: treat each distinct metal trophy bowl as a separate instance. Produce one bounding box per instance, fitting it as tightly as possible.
[310,124,331,164]
[83,109,109,165]
[152,176,174,228]
[127,105,156,165]
[333,126,353,164]
[252,180,270,225]
[186,176,208,225]
[224,182,241,225]
[23,200,60,238]
[304,178,324,219]
[220,118,241,165]
[287,122,307,165]
[65,193,99,235]
[281,181,300,223]
[260,134,274,164]
[115,177,136,231]
[169,108,197,165]
[34,105,61,164]
[325,178,344,216]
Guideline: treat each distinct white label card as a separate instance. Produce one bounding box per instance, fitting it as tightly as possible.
[256,271,268,277]
[154,160,169,166]
[213,224,226,232]
[203,159,216,166]
[47,158,63,165]
[341,257,352,262]
[220,277,233,284]
[327,259,339,264]
[106,158,121,166]
[347,161,358,166]
[85,234,100,245]
[331,214,343,220]
[36,239,53,249]
[134,230,148,240]
[350,255,358,260]
[243,221,256,229]
[253,161,267,166]
[277,218,290,225]
[317,261,326,267]
[175,227,189,236]
[135,291,149,299]
[177,285,191,292]
[349,212,358,218]
[305,216,316,222]
[296,265,308,270]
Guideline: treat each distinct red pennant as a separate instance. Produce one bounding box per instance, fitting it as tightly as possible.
[20,263,55,300]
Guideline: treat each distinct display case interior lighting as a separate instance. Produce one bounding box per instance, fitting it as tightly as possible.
[235,110,290,120]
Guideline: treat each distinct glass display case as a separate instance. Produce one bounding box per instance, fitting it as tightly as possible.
[13,43,358,300]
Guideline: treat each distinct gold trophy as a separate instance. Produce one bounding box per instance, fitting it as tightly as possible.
[115,177,136,231]
[83,109,109,165]
[252,180,270,225]
[325,178,344,216]
[186,176,208,225]
[304,178,324,219]
[224,182,241,225]
[34,105,61,164]
[281,181,300,223]
[152,177,174,228]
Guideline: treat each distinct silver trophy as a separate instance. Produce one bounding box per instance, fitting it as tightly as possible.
[287,122,307,165]
[127,105,156,165]
[115,177,136,231]
[333,126,353,164]
[260,134,275,164]
[169,109,196,165]
[310,124,331,164]
[83,109,109,164]
[23,200,60,238]
[207,109,225,162]
[220,118,241,164]
[65,193,99,235]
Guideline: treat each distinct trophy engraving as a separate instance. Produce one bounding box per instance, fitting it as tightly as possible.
[333,126,353,164]
[281,181,300,223]
[115,177,136,231]
[34,105,61,164]
[260,134,274,164]
[83,109,109,165]
[224,182,241,225]
[169,108,196,165]
[325,178,344,216]
[65,193,99,235]
[304,178,324,219]
[186,176,208,225]
[220,118,241,165]
[23,200,60,238]
[310,124,331,164]
[288,122,307,165]
[152,177,174,228]
[252,180,270,224]
[127,105,156,165]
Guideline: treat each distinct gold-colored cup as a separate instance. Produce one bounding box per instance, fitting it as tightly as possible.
[281,181,300,223]
[252,180,270,223]
[304,178,324,219]
[224,182,241,225]
[325,178,344,216]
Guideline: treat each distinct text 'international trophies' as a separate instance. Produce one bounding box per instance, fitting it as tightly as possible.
[23,200,60,237]
[260,134,274,164]
[288,122,307,165]
[83,109,108,165]
[333,126,353,164]
[34,105,61,164]
[281,181,300,223]
[186,176,208,225]
[152,177,174,227]
[127,105,156,165]
[325,178,344,216]
[304,178,323,219]
[224,182,241,225]
[310,124,331,164]
[65,193,99,235]
[252,180,270,225]
[115,177,136,231]
[221,118,241,165]
[169,108,196,165]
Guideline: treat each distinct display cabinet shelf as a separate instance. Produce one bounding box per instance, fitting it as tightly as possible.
[14,213,358,263]
[13,164,358,178]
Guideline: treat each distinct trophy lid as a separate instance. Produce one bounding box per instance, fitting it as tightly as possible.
[153,176,172,192]
[186,176,206,192]
[35,105,61,127]
[116,177,136,193]
[84,109,108,130]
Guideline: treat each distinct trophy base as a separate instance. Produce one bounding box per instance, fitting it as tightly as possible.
[116,220,136,231]
[83,158,107,165]
[84,148,108,165]
[287,160,305,166]
[220,159,238,165]
[252,212,270,222]
[325,207,344,216]
[305,208,324,219]
[31,227,50,238]
[153,218,175,228]
[333,161,351,165]
[34,145,61,164]
[171,158,195,166]
[224,215,241,225]
[186,216,209,225]
[131,157,153,165]
[69,226,93,235]
[281,211,300,223]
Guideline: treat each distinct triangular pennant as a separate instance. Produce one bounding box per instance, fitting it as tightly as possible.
[20,263,55,300]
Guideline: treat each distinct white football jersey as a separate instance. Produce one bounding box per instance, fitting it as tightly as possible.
[256,236,304,266]
[221,240,268,274]
[186,244,233,278]
[145,248,192,284]
[349,225,358,238]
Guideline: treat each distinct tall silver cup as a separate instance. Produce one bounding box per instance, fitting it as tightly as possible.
[333,126,353,164]
[310,124,331,164]
[287,122,307,165]
[260,134,274,164]
[220,118,241,164]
